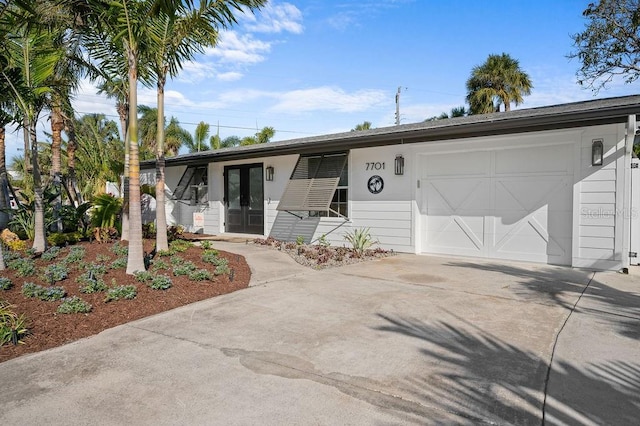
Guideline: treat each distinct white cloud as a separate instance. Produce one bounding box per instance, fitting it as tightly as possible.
[204,31,272,64]
[177,61,217,83]
[243,2,303,34]
[270,86,388,113]
[217,71,244,82]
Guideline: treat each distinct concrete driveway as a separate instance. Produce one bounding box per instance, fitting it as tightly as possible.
[1,244,638,425]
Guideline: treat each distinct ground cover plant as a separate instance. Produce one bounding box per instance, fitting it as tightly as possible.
[253,230,393,269]
[0,239,250,362]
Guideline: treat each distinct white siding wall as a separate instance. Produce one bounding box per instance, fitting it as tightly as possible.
[573,123,628,270]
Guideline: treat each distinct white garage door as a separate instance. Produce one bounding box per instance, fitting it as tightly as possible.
[421,144,573,265]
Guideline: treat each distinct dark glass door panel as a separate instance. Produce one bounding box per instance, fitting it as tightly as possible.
[224,164,263,234]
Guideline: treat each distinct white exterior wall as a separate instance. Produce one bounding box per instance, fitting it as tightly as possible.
[140,120,633,270]
[572,123,630,270]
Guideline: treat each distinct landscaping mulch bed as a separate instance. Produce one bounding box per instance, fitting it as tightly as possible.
[0,239,250,363]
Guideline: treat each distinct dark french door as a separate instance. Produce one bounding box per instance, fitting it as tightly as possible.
[224,164,264,234]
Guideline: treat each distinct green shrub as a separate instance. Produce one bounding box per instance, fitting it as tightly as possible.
[105,285,137,302]
[57,296,92,314]
[110,242,128,256]
[22,283,66,301]
[296,235,305,245]
[202,249,220,263]
[110,257,127,269]
[79,278,108,294]
[167,225,184,242]
[84,263,107,276]
[3,248,23,263]
[169,255,184,265]
[169,239,193,253]
[151,259,170,271]
[133,271,153,283]
[47,232,82,247]
[8,258,36,277]
[41,263,69,283]
[200,240,213,250]
[207,256,230,276]
[63,246,86,264]
[91,193,122,229]
[173,261,197,276]
[21,282,40,298]
[188,269,212,281]
[156,249,172,257]
[95,254,111,263]
[142,222,156,239]
[148,275,172,290]
[344,228,378,257]
[41,246,62,261]
[0,301,29,346]
[0,277,12,290]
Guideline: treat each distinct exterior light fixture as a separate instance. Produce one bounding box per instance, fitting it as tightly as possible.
[395,155,405,175]
[265,166,274,181]
[592,139,604,166]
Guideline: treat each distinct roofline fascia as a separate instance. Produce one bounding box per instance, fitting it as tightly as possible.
[141,103,640,169]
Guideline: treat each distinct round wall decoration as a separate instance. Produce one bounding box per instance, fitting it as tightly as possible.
[367,175,384,194]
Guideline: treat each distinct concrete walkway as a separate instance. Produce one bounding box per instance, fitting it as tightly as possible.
[1,245,638,425]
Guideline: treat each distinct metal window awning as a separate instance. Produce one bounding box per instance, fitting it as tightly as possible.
[276,153,347,217]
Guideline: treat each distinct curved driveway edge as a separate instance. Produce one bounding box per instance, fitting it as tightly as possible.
[1,247,638,425]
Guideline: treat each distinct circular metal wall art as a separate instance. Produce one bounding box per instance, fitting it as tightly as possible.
[367,175,384,194]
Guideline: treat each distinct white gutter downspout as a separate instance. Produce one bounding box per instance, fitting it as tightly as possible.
[622,114,637,272]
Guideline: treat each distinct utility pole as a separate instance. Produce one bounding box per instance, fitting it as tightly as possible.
[395,86,401,125]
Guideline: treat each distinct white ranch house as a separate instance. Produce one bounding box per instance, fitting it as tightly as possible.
[140,95,640,271]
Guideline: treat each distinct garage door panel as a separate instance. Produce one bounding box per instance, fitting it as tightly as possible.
[424,151,490,178]
[427,179,490,212]
[422,146,573,266]
[427,216,486,256]
[495,144,571,175]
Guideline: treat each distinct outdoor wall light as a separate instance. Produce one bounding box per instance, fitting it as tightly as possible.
[265,166,274,181]
[592,139,604,166]
[395,155,405,175]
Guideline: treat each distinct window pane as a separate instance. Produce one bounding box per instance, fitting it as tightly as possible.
[227,169,240,209]
[249,166,263,210]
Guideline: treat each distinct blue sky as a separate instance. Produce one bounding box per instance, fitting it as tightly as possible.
[5,0,640,160]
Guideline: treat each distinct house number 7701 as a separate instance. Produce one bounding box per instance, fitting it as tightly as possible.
[366,162,385,171]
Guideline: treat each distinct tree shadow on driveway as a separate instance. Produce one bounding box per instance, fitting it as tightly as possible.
[444,262,640,341]
[374,314,640,425]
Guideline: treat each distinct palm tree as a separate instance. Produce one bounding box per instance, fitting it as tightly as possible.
[351,121,372,131]
[72,114,124,199]
[1,9,63,253]
[164,117,191,155]
[147,0,265,252]
[240,126,275,146]
[466,53,532,114]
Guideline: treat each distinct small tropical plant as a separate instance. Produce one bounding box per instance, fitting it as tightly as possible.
[63,246,86,264]
[110,257,128,269]
[211,257,230,276]
[344,228,378,257]
[41,246,62,261]
[22,283,66,301]
[8,258,36,277]
[169,239,192,253]
[317,234,331,247]
[202,249,220,263]
[148,275,172,290]
[188,269,212,281]
[90,193,122,229]
[296,235,305,245]
[57,297,92,314]
[0,301,29,346]
[111,242,128,256]
[0,277,12,290]
[133,271,153,283]
[173,261,198,276]
[200,240,213,250]
[79,278,108,294]
[105,285,137,302]
[41,264,69,284]
[151,259,170,271]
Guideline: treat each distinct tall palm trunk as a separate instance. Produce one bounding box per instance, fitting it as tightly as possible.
[50,101,64,232]
[125,45,145,274]
[29,119,47,253]
[155,75,169,252]
[0,125,9,228]
[64,114,80,207]
[118,100,130,241]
